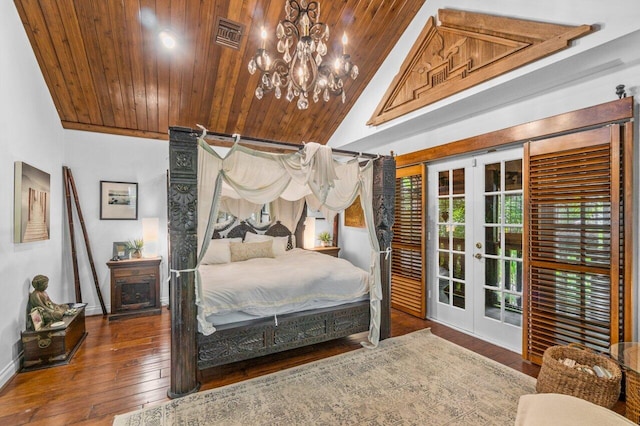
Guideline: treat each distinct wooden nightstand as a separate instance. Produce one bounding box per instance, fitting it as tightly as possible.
[305,246,341,257]
[107,257,161,320]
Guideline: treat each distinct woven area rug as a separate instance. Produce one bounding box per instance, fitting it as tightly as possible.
[113,329,536,425]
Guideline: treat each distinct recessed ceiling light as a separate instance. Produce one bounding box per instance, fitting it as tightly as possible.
[159,30,177,49]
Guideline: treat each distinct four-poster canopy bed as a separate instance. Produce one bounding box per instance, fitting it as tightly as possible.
[167,127,395,398]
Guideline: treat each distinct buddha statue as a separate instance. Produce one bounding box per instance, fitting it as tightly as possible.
[26,275,68,330]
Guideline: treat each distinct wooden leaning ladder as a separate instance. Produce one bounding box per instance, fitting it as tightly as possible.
[63,166,107,315]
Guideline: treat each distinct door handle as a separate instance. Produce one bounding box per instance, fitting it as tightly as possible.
[474,253,483,259]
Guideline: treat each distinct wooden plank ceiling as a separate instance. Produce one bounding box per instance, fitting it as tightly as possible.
[14,0,425,144]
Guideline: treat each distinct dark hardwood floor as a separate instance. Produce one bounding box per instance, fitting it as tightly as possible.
[0,308,623,425]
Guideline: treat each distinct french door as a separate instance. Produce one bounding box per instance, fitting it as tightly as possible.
[428,148,523,352]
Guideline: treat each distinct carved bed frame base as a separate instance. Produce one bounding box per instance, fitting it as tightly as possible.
[197,301,370,369]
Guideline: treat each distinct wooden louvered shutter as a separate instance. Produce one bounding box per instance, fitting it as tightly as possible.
[524,124,632,364]
[392,165,426,317]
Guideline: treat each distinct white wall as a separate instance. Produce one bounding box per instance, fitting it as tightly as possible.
[331,0,640,337]
[0,2,66,386]
[63,131,169,316]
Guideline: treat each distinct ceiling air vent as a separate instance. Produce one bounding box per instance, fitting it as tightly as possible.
[215,17,244,50]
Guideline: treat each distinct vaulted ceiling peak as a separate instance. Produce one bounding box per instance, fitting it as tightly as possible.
[367,9,593,127]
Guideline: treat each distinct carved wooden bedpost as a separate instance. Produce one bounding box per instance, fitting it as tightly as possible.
[168,127,201,398]
[373,155,395,340]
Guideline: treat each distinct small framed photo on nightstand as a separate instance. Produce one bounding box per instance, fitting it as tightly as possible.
[112,241,129,260]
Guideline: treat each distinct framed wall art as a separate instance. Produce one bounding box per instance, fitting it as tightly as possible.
[14,161,51,243]
[344,195,365,228]
[100,181,138,220]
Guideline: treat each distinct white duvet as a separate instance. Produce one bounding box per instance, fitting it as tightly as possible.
[198,248,369,325]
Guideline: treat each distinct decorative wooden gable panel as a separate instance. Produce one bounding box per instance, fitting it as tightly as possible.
[367,9,593,126]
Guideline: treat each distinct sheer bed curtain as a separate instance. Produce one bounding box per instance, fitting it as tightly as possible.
[218,196,262,221]
[216,196,305,241]
[195,137,383,347]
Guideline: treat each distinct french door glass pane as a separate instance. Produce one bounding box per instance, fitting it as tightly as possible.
[504,260,523,292]
[485,226,501,256]
[452,225,465,251]
[453,281,465,308]
[485,289,501,320]
[485,162,501,192]
[453,169,465,194]
[438,199,449,222]
[438,251,449,274]
[438,171,449,196]
[452,198,465,221]
[505,194,523,224]
[453,253,465,280]
[438,252,450,304]
[485,195,501,223]
[439,277,450,304]
[505,294,522,326]
[505,227,523,258]
[505,160,523,191]
[485,258,501,288]
[438,225,449,249]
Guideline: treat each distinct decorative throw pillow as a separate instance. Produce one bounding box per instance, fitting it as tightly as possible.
[201,238,242,264]
[244,232,290,256]
[230,240,274,262]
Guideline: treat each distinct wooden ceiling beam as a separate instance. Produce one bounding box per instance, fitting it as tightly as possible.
[395,97,634,167]
[62,120,168,141]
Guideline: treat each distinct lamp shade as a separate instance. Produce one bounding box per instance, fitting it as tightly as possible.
[142,217,159,258]
[303,217,316,249]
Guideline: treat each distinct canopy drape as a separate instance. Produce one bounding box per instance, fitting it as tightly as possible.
[195,137,382,347]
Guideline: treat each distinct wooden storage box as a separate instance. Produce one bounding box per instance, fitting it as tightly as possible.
[21,303,87,371]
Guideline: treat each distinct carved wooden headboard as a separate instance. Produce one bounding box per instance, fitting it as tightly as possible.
[213,220,294,250]
[225,221,257,240]
[265,221,294,250]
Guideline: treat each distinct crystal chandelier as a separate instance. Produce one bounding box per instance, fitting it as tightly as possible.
[247,0,359,110]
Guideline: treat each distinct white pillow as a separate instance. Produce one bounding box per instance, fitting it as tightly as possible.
[244,232,272,243]
[272,236,289,256]
[244,232,289,256]
[201,238,242,264]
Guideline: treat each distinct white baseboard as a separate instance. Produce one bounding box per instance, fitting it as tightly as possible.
[83,300,169,317]
[0,352,21,391]
[84,304,107,316]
